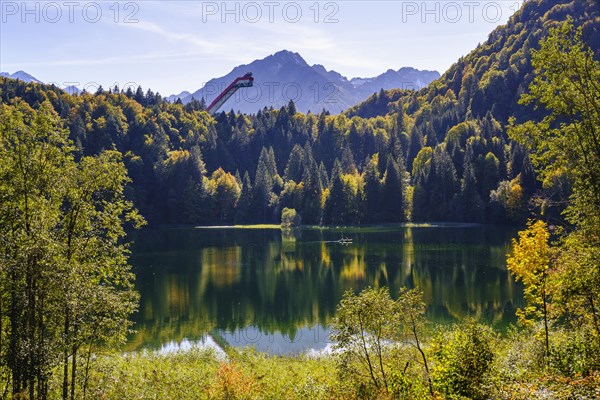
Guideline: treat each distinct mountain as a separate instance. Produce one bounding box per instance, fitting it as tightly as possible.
[166,91,191,103]
[347,0,600,121]
[350,67,441,96]
[340,0,599,222]
[63,85,81,95]
[0,71,87,95]
[170,50,439,114]
[0,70,42,84]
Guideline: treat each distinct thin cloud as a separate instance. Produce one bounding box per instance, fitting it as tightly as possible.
[1,51,224,68]
[119,21,219,52]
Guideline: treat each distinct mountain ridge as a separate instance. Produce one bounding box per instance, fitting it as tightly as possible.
[173,50,439,114]
[1,71,82,94]
[346,0,599,121]
[0,70,43,84]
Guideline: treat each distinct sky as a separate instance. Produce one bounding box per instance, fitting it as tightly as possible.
[0,0,524,96]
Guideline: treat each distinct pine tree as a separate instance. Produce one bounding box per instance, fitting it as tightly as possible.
[324,160,344,224]
[481,152,500,201]
[288,99,297,115]
[284,144,305,183]
[411,147,433,221]
[406,129,423,174]
[134,85,145,105]
[340,147,357,174]
[252,147,275,222]
[300,144,323,224]
[428,145,459,220]
[382,157,405,222]
[363,154,382,223]
[460,153,484,222]
[236,172,253,223]
[318,161,329,188]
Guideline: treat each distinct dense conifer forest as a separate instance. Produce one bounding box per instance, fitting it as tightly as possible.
[2,2,597,228]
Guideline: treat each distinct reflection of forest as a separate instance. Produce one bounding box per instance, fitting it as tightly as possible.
[127,226,522,351]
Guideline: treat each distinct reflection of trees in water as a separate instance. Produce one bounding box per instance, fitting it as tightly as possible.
[128,226,522,350]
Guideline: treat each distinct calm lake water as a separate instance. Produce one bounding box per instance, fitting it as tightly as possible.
[125,225,523,354]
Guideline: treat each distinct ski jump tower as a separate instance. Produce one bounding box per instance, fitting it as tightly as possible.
[206,72,254,115]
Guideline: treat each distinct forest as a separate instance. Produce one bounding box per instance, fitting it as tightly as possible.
[1,4,595,229]
[1,75,537,227]
[2,3,597,228]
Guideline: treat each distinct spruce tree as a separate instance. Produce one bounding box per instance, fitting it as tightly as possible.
[236,172,253,224]
[382,157,405,222]
[324,160,344,224]
[363,154,382,223]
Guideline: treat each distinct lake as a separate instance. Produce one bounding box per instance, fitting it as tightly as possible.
[125,224,523,354]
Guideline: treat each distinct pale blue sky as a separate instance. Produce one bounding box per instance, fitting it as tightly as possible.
[0,1,523,95]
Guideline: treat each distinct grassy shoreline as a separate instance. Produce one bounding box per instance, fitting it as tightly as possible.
[69,340,599,400]
[142,222,502,232]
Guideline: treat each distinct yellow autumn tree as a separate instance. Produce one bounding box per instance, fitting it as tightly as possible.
[507,220,552,357]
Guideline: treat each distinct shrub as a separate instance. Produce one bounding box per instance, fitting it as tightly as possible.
[281,207,302,227]
[431,321,496,400]
[331,287,432,399]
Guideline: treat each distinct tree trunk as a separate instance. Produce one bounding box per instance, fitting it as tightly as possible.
[359,317,378,388]
[71,344,77,400]
[411,314,433,396]
[542,287,550,362]
[589,295,600,338]
[83,344,94,399]
[27,260,36,400]
[9,268,23,396]
[62,310,70,400]
[376,330,387,389]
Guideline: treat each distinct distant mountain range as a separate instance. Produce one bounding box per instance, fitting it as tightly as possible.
[2,51,439,115]
[0,71,82,94]
[167,50,440,114]
[0,71,43,84]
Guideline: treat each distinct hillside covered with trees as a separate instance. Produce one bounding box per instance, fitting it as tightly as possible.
[0,0,596,228]
[2,0,600,398]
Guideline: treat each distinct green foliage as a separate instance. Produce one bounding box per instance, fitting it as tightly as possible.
[0,2,597,398]
[80,349,219,399]
[548,327,600,377]
[332,287,396,392]
[235,172,253,224]
[509,19,600,238]
[362,154,382,223]
[507,220,551,328]
[0,2,595,229]
[0,66,550,226]
[207,168,241,223]
[508,20,600,372]
[381,157,406,222]
[59,347,354,400]
[331,287,432,397]
[281,207,301,228]
[0,100,144,398]
[550,231,600,372]
[65,342,600,400]
[323,160,362,225]
[489,177,526,223]
[431,321,496,400]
